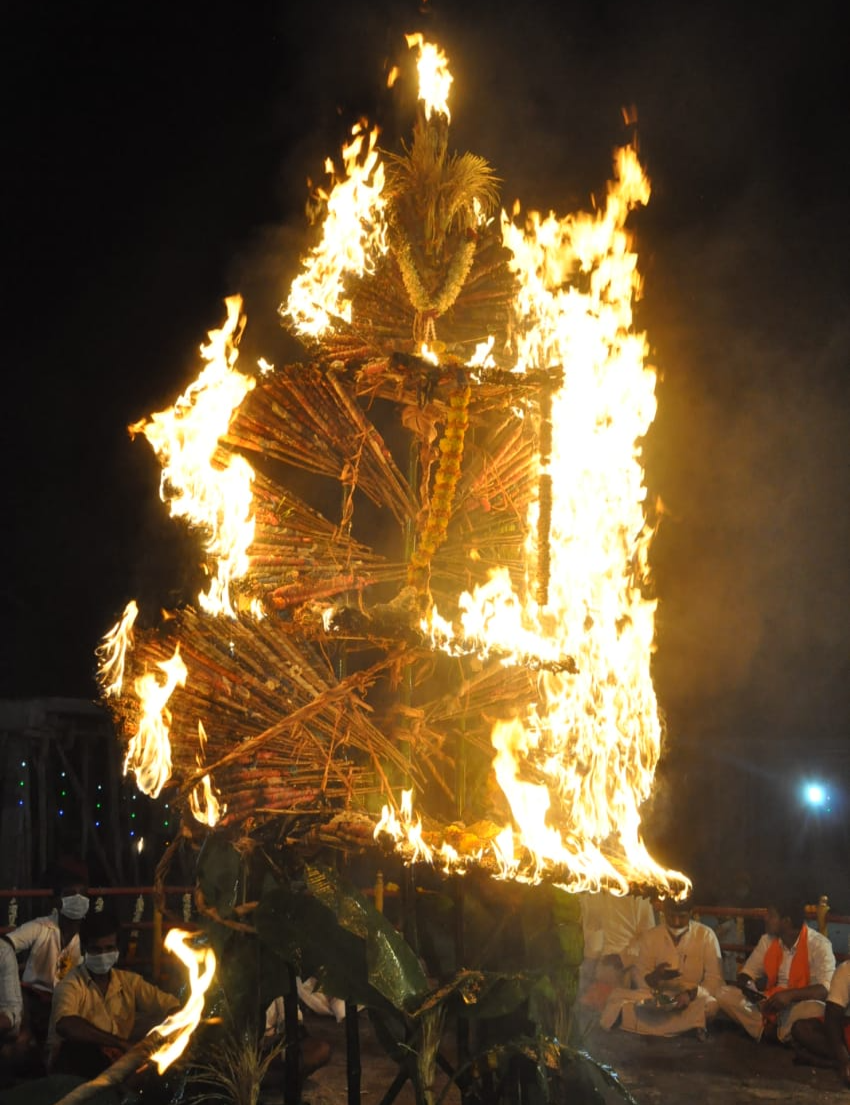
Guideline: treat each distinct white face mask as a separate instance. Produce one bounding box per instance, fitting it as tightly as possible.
[60,894,90,920]
[85,950,119,975]
[667,924,689,937]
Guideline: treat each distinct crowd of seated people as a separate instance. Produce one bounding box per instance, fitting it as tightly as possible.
[1,860,333,1096]
[3,867,848,1092]
[580,887,848,1088]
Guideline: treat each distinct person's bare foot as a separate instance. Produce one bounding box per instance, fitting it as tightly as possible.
[301,1036,331,1077]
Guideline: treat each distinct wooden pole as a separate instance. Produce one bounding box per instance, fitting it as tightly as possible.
[152,902,163,983]
[284,963,300,1105]
[345,1001,361,1105]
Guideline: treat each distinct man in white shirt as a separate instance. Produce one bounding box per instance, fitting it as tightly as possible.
[715,899,834,1043]
[0,939,22,1039]
[580,891,656,992]
[790,958,850,1085]
[4,863,90,1045]
[600,895,724,1037]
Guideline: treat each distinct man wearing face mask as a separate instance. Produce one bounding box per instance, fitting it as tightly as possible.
[3,860,90,1047]
[600,893,724,1038]
[47,908,180,1077]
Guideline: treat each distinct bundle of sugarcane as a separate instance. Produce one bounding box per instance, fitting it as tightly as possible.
[108,603,431,826]
[224,366,416,523]
[237,467,395,601]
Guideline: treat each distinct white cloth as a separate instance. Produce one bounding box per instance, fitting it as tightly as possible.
[298,977,346,1022]
[600,921,723,1036]
[264,978,345,1037]
[4,912,81,993]
[828,960,850,1013]
[716,925,835,1042]
[580,893,655,966]
[0,939,22,1034]
[741,927,835,989]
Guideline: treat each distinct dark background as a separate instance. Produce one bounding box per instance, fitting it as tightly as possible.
[1,0,847,903]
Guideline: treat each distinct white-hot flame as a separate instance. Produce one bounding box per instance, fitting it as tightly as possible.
[130,296,256,619]
[148,929,216,1073]
[96,600,139,698]
[283,122,387,339]
[124,645,187,798]
[405,33,453,121]
[419,145,689,896]
[375,789,434,865]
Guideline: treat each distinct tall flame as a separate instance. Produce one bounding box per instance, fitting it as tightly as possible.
[95,599,139,698]
[283,122,388,339]
[124,644,187,798]
[188,720,226,827]
[130,296,256,618]
[420,146,688,895]
[148,928,216,1073]
[405,33,453,121]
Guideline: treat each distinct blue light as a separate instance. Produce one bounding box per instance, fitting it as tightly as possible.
[804,783,826,807]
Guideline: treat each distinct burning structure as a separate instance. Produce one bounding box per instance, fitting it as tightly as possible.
[99,33,688,897]
[94,33,689,1078]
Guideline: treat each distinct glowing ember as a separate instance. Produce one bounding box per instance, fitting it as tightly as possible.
[124,644,186,798]
[148,928,216,1073]
[95,599,139,698]
[129,296,256,619]
[405,33,453,121]
[282,122,388,339]
[188,721,226,827]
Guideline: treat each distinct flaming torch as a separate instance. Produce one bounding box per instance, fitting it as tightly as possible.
[148,929,217,1074]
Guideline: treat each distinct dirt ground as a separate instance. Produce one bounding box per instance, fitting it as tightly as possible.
[296,1010,850,1105]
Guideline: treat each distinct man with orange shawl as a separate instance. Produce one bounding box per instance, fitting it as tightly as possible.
[717,899,834,1043]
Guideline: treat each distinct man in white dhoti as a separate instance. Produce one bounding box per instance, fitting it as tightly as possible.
[791,958,850,1085]
[600,895,723,1038]
[579,891,656,1015]
[715,899,834,1043]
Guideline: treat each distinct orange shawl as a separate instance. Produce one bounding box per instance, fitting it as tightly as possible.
[763,924,809,997]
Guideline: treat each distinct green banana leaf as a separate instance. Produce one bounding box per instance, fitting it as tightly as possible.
[254,866,428,1014]
[195,836,242,920]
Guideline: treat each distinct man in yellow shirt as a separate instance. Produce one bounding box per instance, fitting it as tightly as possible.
[48,908,180,1078]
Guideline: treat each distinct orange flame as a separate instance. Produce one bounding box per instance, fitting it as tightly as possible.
[148,929,216,1073]
[375,789,434,865]
[96,599,139,698]
[417,146,689,895]
[124,644,186,798]
[188,721,225,827]
[130,296,256,618]
[282,122,387,339]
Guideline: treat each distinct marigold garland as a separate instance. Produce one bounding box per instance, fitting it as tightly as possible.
[408,383,471,604]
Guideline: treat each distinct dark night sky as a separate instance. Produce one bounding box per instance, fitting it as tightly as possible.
[2,1,847,893]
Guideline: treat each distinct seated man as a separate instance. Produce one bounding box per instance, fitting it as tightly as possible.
[4,861,90,1045]
[0,938,22,1041]
[47,908,180,1078]
[600,894,723,1037]
[791,957,850,1085]
[716,899,834,1043]
[579,890,656,1006]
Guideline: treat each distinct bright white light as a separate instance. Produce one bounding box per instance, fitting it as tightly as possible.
[804,783,826,807]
